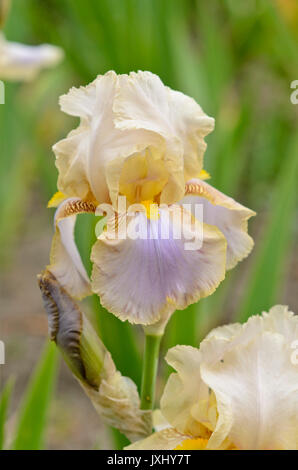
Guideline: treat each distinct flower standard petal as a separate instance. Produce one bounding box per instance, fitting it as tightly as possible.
[48,197,96,299]
[182,178,255,269]
[115,71,214,204]
[0,33,63,81]
[54,72,159,205]
[91,205,226,325]
[53,71,214,207]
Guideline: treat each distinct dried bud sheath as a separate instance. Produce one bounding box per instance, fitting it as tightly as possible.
[38,271,151,442]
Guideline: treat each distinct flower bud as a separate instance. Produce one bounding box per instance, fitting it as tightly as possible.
[38,270,151,442]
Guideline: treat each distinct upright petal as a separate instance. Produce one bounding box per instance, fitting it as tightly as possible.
[53,71,214,207]
[48,198,96,299]
[54,72,159,205]
[115,71,214,204]
[91,205,226,325]
[181,178,255,269]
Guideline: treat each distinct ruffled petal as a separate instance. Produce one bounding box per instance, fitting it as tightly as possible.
[261,305,298,342]
[47,198,96,299]
[91,205,226,325]
[54,71,214,207]
[0,33,63,81]
[115,71,214,204]
[181,178,255,269]
[54,72,160,205]
[200,305,298,365]
[200,306,298,450]
[161,346,215,437]
[126,428,188,450]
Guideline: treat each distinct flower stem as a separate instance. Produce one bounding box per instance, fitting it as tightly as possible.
[140,333,162,411]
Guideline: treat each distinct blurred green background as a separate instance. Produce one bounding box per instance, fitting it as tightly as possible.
[0,0,297,449]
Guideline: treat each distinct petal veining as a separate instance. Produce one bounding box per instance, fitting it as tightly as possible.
[91,205,226,325]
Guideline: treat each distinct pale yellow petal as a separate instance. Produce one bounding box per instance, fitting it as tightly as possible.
[199,306,298,450]
[161,345,214,437]
[126,428,188,450]
[152,409,171,431]
[54,72,159,206]
[54,71,214,207]
[114,71,214,205]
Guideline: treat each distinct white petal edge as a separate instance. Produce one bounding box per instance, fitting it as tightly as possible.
[47,198,95,299]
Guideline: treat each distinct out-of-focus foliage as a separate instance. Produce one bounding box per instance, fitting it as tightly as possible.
[0,0,297,448]
[11,342,58,450]
[0,343,57,450]
[0,377,14,449]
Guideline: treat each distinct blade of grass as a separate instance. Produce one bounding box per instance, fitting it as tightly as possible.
[12,341,58,450]
[0,378,14,450]
[164,303,198,353]
[238,136,298,322]
[110,427,130,450]
[92,297,142,389]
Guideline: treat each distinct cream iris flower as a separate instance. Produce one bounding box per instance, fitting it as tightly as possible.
[0,32,63,81]
[127,306,298,450]
[48,71,255,327]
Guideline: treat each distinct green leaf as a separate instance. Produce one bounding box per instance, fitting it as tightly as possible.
[93,297,142,389]
[0,378,14,450]
[12,342,59,450]
[238,136,298,322]
[110,427,130,450]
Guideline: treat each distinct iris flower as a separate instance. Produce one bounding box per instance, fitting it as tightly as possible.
[128,306,298,450]
[47,71,255,330]
[0,32,63,81]
[0,0,63,82]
